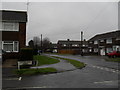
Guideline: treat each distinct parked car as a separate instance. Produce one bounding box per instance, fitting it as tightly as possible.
[107,51,120,58]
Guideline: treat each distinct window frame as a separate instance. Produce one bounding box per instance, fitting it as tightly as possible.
[106,39,112,44]
[1,22,19,31]
[2,41,19,52]
[94,40,98,44]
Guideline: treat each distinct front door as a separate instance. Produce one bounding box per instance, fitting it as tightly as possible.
[100,48,105,56]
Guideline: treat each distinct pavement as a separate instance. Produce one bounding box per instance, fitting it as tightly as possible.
[31,54,76,72]
[2,59,18,78]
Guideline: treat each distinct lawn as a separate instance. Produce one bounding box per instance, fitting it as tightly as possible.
[105,58,120,63]
[34,55,60,66]
[15,67,57,76]
[52,56,86,68]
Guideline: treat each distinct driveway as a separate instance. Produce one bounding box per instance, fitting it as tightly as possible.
[2,54,119,89]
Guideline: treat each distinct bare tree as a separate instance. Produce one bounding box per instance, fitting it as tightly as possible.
[42,37,51,52]
[33,36,40,49]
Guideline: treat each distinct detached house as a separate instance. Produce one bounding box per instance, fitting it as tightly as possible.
[0,10,27,58]
[88,30,120,55]
[57,39,88,55]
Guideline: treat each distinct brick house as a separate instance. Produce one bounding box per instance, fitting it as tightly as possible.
[88,30,120,55]
[0,10,27,58]
[57,39,88,55]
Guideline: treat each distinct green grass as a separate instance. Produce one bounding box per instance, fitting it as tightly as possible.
[105,58,120,63]
[34,55,60,66]
[52,56,86,68]
[14,68,57,76]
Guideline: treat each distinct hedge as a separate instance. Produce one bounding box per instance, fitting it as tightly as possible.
[19,48,33,61]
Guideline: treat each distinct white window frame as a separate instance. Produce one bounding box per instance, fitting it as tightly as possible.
[94,40,98,44]
[62,44,67,47]
[1,22,19,31]
[2,41,19,52]
[106,39,112,44]
[89,41,92,44]
[72,44,79,47]
[113,46,120,51]
[100,39,104,42]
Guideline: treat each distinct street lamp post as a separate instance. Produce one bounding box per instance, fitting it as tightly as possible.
[81,31,83,56]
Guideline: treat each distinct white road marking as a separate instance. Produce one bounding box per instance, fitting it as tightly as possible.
[3,77,22,81]
[19,77,22,81]
[94,81,112,84]
[94,80,118,84]
[91,65,119,73]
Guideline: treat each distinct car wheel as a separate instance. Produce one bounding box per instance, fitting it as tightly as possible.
[113,55,116,58]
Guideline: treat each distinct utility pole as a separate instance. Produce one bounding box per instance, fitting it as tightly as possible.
[41,34,42,53]
[81,31,83,56]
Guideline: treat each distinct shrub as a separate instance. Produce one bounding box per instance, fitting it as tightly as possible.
[19,48,33,61]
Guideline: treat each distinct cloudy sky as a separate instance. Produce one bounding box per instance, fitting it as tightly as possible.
[1,0,119,44]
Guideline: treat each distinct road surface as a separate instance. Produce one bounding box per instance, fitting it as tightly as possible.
[2,54,119,89]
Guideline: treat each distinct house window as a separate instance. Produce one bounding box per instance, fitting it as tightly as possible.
[100,40,104,42]
[113,46,120,51]
[1,22,19,31]
[62,44,67,47]
[2,41,19,52]
[94,40,98,44]
[106,48,112,53]
[89,41,92,44]
[89,49,92,52]
[106,39,112,44]
[82,49,87,52]
[72,44,79,47]
[94,48,98,52]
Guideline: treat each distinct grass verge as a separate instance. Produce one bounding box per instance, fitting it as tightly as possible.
[52,56,86,68]
[34,55,60,66]
[14,67,57,76]
[105,58,120,63]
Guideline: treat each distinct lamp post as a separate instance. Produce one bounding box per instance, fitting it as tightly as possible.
[81,31,83,56]
[41,34,42,53]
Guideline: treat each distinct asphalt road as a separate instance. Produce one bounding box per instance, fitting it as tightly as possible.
[2,54,120,89]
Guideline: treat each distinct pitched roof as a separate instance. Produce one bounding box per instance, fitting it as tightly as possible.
[57,39,81,44]
[0,10,27,22]
[88,30,120,41]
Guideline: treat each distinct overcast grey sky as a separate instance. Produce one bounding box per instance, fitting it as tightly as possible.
[2,1,118,44]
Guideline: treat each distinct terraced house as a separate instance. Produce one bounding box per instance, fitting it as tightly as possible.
[57,39,88,55]
[0,10,27,58]
[88,30,120,55]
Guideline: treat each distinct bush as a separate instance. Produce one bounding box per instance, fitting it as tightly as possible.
[19,48,33,61]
